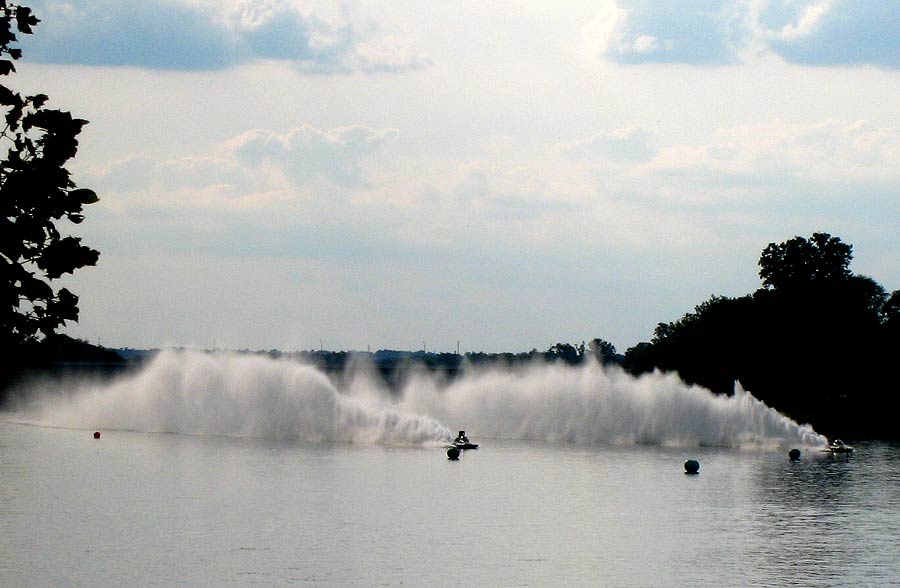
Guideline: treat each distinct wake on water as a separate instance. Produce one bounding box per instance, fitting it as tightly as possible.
[6,349,827,449]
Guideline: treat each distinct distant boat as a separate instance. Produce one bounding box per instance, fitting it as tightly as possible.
[452,430,479,450]
[825,439,854,454]
[454,440,479,450]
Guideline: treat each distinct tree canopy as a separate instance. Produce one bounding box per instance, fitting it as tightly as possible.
[0,1,99,350]
[622,232,898,439]
[758,232,852,290]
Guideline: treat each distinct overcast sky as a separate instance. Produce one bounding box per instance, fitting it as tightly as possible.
[16,0,900,353]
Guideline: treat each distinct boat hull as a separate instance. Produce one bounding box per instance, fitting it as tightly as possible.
[453,442,479,450]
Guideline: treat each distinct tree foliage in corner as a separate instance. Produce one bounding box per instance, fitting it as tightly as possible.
[0,1,99,349]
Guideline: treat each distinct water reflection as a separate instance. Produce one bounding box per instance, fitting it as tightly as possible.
[3,422,898,588]
[748,443,900,587]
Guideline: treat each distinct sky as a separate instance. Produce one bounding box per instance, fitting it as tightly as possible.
[13,0,900,353]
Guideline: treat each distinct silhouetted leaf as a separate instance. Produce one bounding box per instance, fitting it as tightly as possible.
[49,288,79,322]
[0,82,18,104]
[5,102,22,129]
[36,237,99,279]
[19,274,52,301]
[70,188,99,204]
[15,6,38,34]
[28,92,47,108]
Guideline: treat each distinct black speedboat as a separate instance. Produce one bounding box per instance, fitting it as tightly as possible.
[825,439,854,454]
[452,430,479,450]
[454,440,479,450]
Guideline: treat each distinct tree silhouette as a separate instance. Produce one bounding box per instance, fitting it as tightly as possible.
[884,290,900,327]
[545,342,583,364]
[587,338,619,364]
[621,232,898,438]
[1,1,99,350]
[758,232,852,291]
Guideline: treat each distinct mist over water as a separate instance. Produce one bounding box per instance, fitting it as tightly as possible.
[400,362,827,449]
[14,351,451,445]
[9,349,827,449]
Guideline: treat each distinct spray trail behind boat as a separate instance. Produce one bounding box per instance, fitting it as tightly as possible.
[398,361,826,449]
[14,350,452,445]
[9,349,827,449]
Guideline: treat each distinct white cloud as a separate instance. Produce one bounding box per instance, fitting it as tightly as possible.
[646,119,900,185]
[559,126,655,162]
[82,118,900,258]
[228,124,397,188]
[66,112,900,351]
[581,5,675,59]
[26,0,430,73]
[77,123,397,230]
[583,0,900,69]
[632,34,661,54]
[582,0,741,65]
[352,34,433,74]
[764,0,833,41]
[582,3,631,57]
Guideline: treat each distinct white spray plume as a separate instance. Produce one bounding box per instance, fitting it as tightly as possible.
[17,349,451,445]
[10,349,827,449]
[399,361,827,449]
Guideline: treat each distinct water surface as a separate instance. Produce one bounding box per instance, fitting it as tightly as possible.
[2,422,897,588]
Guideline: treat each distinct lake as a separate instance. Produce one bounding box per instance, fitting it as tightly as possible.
[2,351,898,587]
[3,424,899,587]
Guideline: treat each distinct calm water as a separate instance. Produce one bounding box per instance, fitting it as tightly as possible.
[2,421,899,588]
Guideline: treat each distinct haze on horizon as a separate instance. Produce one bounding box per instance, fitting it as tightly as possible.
[17,0,900,353]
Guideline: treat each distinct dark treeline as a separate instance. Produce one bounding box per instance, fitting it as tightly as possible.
[2,233,897,441]
[0,333,126,394]
[540,233,898,440]
[623,233,899,440]
[253,233,900,440]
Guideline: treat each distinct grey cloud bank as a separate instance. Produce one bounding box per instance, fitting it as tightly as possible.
[589,0,900,69]
[31,1,900,72]
[25,0,430,72]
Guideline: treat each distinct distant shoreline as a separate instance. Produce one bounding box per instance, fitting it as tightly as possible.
[3,344,896,443]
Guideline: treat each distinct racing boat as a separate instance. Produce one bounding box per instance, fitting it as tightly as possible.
[825,439,854,454]
[452,430,479,450]
[454,440,479,450]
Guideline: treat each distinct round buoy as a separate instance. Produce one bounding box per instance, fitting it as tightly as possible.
[447,447,460,461]
[789,448,801,461]
[93,431,101,439]
[684,459,700,475]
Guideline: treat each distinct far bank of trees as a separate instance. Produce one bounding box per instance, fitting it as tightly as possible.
[346,232,894,439]
[619,233,898,439]
[282,228,899,438]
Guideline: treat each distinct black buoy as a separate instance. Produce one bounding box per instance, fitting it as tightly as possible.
[789,448,801,461]
[447,447,460,461]
[93,431,101,439]
[684,459,700,475]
